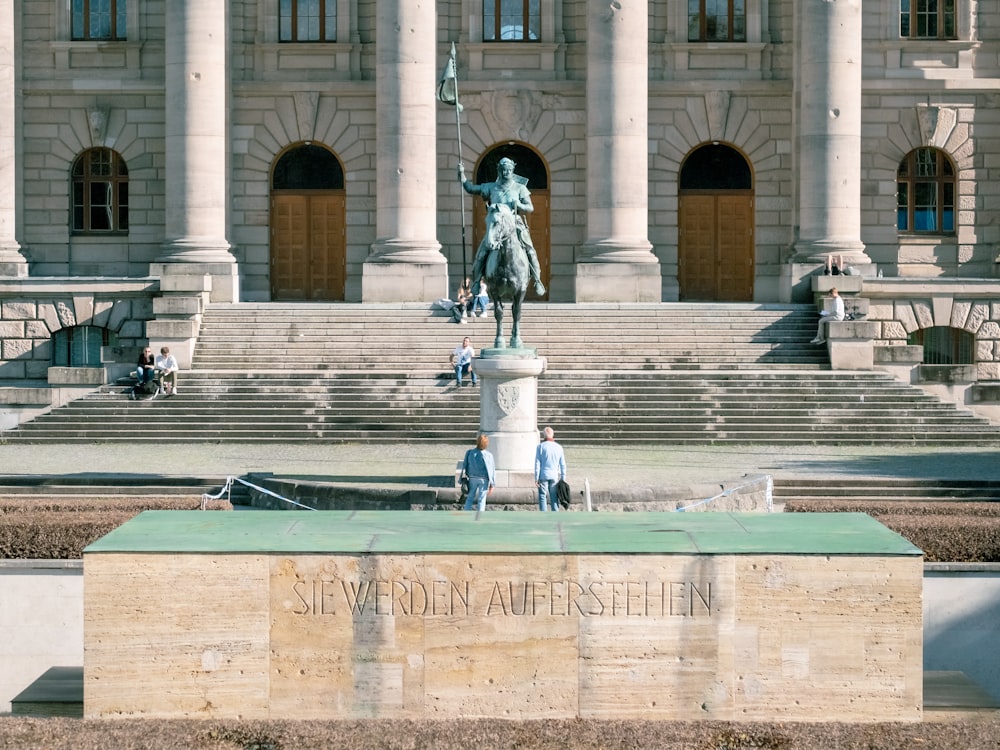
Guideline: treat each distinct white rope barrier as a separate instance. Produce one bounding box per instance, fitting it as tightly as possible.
[201,474,773,514]
[673,475,773,513]
[201,476,318,511]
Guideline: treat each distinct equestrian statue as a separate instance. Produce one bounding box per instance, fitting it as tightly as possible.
[459,157,545,350]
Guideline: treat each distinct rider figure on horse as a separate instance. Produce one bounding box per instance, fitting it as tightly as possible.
[459,158,546,297]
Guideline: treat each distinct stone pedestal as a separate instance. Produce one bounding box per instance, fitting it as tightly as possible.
[574,260,661,302]
[828,320,877,370]
[473,353,546,488]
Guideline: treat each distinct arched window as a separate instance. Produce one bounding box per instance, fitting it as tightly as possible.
[897,148,954,234]
[484,0,540,41]
[71,148,129,234]
[679,144,752,190]
[474,145,547,189]
[52,326,118,367]
[279,0,336,42]
[272,144,344,190]
[908,326,974,365]
[72,0,127,41]
[688,0,746,42]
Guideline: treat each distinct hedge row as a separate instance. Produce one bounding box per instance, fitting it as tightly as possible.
[0,497,232,560]
[783,500,1000,562]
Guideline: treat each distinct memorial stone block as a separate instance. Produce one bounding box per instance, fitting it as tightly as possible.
[83,511,923,722]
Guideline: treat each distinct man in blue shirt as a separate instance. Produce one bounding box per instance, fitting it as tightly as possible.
[534,426,567,512]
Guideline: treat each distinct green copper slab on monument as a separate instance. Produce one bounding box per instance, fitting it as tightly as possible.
[84,511,923,722]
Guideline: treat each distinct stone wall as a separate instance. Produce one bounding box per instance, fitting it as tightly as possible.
[864,281,1000,381]
[0,282,155,381]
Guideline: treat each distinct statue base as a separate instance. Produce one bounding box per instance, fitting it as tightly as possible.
[473,352,546,489]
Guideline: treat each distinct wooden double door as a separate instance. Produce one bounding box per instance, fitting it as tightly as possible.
[678,191,754,302]
[270,192,346,301]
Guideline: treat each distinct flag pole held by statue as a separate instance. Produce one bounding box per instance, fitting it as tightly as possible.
[437,41,467,280]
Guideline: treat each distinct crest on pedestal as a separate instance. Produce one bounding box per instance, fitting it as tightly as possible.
[496,382,521,415]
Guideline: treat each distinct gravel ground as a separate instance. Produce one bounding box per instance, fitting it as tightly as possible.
[2,717,1000,750]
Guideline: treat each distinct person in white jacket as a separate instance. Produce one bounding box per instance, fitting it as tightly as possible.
[154,346,180,395]
[811,287,845,344]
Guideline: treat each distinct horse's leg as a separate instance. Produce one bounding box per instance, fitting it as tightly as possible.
[510,290,525,349]
[493,296,506,349]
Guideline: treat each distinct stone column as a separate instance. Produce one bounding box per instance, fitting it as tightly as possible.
[792,0,870,268]
[0,0,27,276]
[153,0,238,302]
[362,0,446,302]
[473,354,546,488]
[576,0,660,302]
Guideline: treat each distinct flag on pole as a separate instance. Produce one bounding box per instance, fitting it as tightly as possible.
[437,42,463,112]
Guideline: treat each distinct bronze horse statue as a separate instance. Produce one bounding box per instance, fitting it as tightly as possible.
[473,203,529,350]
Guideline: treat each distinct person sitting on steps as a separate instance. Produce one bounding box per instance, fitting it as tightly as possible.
[154,346,180,395]
[450,336,477,387]
[811,287,845,344]
[472,279,489,318]
[452,278,473,323]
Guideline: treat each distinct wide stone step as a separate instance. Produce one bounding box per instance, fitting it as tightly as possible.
[9,303,999,445]
[772,478,1000,503]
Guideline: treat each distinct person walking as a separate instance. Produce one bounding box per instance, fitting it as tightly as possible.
[811,287,845,344]
[461,433,495,512]
[450,336,477,387]
[535,426,567,512]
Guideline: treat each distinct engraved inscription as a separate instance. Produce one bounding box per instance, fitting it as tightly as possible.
[289,576,712,618]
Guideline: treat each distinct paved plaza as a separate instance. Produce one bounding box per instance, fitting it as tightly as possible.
[4,442,1000,497]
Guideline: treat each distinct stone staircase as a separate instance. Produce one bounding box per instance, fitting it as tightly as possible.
[5,302,1000,445]
[773,477,1000,506]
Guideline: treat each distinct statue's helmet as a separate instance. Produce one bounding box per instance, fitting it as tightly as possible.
[498,157,516,173]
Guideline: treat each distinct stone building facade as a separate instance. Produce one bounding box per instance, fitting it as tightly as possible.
[2,0,1000,402]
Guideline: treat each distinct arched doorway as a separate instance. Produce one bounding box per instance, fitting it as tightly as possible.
[678,143,754,301]
[270,143,346,301]
[471,143,550,301]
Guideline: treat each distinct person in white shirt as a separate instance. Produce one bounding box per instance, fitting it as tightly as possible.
[154,346,180,395]
[450,336,477,387]
[811,287,845,344]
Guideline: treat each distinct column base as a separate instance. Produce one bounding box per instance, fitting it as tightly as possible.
[362,257,447,302]
[157,239,236,265]
[0,244,29,277]
[792,239,870,265]
[150,262,240,303]
[0,261,28,277]
[575,261,661,302]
